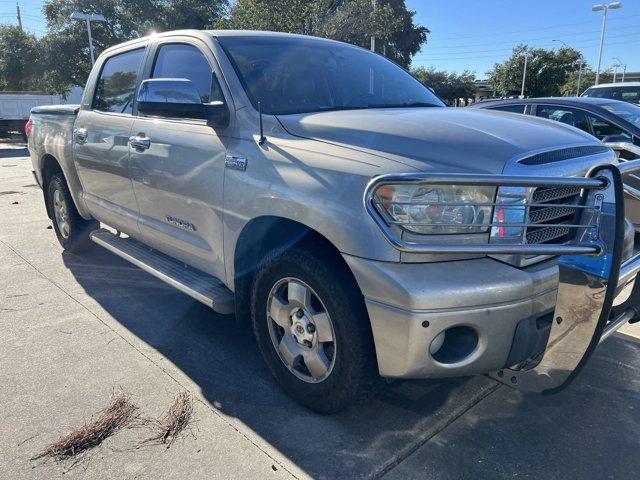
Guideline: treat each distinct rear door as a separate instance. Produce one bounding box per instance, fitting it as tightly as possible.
[128,37,232,280]
[73,46,146,234]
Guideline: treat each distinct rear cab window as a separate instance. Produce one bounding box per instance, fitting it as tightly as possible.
[92,48,145,114]
[582,86,640,105]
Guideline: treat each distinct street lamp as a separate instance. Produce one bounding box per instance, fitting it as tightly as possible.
[552,40,585,96]
[613,57,627,82]
[520,53,531,98]
[70,12,106,65]
[592,2,622,85]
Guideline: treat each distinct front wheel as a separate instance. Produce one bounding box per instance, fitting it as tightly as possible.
[251,245,378,414]
[46,173,98,253]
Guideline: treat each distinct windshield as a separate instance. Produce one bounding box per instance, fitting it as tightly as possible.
[601,102,640,129]
[582,85,640,105]
[218,36,445,115]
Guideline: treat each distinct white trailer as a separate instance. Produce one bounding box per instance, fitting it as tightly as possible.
[0,92,61,138]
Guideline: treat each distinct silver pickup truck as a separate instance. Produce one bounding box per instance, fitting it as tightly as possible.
[27,30,640,413]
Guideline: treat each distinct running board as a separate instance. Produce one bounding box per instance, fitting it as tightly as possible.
[90,229,234,314]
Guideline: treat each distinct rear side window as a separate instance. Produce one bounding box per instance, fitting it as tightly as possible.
[152,43,222,103]
[489,104,525,114]
[93,48,144,114]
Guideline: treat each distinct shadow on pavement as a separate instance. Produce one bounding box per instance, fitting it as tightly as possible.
[62,246,640,479]
[382,333,640,480]
[62,247,496,479]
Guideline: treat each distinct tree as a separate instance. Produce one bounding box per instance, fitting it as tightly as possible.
[488,45,583,98]
[40,0,228,94]
[412,67,476,105]
[219,0,428,68]
[560,67,612,97]
[0,25,40,91]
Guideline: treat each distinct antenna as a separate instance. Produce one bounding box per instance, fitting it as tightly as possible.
[258,101,266,146]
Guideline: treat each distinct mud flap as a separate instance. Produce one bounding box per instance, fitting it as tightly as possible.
[490,165,625,393]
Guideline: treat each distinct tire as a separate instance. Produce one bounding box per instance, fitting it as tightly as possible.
[46,173,98,253]
[251,244,378,414]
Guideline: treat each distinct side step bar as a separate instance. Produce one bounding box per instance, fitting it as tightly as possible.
[90,229,234,314]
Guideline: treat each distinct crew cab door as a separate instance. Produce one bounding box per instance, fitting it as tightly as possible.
[128,39,232,280]
[73,46,146,234]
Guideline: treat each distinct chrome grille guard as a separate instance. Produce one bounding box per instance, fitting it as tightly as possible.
[366,160,640,392]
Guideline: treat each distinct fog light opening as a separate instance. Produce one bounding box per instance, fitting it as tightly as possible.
[429,326,479,364]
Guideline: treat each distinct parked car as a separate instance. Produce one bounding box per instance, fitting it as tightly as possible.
[0,92,61,140]
[27,30,640,413]
[581,82,640,106]
[470,97,640,149]
[471,97,640,227]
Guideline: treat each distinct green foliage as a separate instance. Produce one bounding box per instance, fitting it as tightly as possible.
[1,0,426,95]
[220,0,428,68]
[412,67,476,105]
[488,45,584,98]
[0,25,40,91]
[38,0,228,93]
[560,67,612,97]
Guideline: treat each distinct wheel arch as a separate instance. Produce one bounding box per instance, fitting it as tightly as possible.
[232,216,364,324]
[40,153,92,220]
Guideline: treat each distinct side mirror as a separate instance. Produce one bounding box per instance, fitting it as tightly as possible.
[137,78,229,126]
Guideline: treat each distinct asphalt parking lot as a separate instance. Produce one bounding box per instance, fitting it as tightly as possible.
[2,141,640,479]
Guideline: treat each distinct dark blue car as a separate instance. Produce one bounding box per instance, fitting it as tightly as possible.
[471,97,640,151]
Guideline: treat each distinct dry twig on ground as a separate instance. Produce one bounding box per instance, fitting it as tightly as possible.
[32,391,138,463]
[140,391,194,448]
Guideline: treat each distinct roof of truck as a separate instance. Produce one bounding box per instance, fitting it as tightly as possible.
[100,29,348,56]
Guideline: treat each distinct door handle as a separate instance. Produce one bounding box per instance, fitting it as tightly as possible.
[73,128,87,144]
[129,135,151,151]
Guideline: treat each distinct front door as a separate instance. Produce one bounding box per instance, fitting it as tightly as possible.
[74,47,146,234]
[129,40,230,280]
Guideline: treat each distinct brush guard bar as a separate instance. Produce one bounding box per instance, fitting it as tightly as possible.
[366,160,640,392]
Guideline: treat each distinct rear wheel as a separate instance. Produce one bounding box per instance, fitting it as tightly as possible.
[251,244,378,414]
[46,173,98,253]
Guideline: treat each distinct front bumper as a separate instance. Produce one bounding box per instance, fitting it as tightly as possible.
[355,162,640,393]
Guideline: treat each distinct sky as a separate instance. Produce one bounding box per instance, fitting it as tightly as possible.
[1,0,639,79]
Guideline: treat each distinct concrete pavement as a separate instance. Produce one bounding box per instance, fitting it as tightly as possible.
[1,142,640,479]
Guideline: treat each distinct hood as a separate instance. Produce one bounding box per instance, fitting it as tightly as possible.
[276,107,599,174]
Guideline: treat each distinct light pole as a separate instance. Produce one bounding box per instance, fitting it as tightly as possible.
[592,2,622,85]
[577,61,585,95]
[370,0,376,52]
[613,57,626,82]
[70,12,106,65]
[520,53,530,98]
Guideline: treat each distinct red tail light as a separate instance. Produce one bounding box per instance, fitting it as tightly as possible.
[24,118,33,138]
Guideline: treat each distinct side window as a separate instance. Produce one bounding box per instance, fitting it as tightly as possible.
[152,43,223,104]
[489,104,525,114]
[93,48,144,114]
[587,114,632,141]
[536,106,591,135]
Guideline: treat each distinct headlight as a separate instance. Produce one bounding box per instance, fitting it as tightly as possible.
[372,184,495,234]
